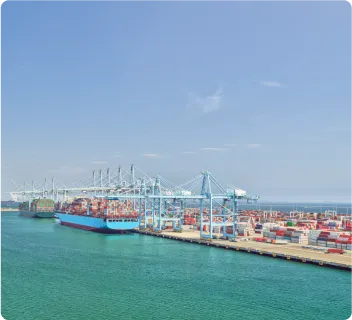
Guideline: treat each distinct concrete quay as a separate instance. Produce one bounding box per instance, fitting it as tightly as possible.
[134,229,352,271]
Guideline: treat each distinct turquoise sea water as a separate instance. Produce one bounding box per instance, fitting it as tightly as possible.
[1,212,351,320]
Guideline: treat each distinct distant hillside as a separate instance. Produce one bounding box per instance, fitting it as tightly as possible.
[1,201,20,208]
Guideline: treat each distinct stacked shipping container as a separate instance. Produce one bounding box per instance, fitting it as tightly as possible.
[263,226,308,243]
[183,214,196,225]
[30,199,55,212]
[346,221,352,231]
[56,198,139,219]
[308,230,352,250]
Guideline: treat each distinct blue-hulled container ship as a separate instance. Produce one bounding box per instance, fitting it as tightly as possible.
[55,198,139,233]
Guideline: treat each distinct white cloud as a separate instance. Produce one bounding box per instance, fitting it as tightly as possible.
[92,161,108,164]
[201,147,227,151]
[142,153,160,158]
[188,87,223,114]
[247,144,260,149]
[224,144,236,147]
[181,151,196,154]
[260,81,284,87]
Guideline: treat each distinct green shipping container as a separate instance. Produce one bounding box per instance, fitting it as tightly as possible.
[30,199,54,210]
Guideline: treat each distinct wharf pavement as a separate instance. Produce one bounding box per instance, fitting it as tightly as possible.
[135,229,352,271]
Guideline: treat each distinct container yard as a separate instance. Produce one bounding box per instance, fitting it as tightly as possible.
[9,165,352,270]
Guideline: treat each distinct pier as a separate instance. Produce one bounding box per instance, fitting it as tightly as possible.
[1,208,19,212]
[134,229,352,271]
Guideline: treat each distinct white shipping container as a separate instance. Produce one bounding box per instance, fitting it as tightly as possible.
[293,233,303,237]
[263,223,280,229]
[308,237,318,240]
[328,232,339,236]
[309,230,321,236]
[273,240,288,244]
[294,230,304,234]
[337,237,349,242]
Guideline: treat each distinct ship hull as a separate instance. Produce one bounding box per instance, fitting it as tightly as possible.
[36,211,55,218]
[19,210,37,218]
[55,213,139,234]
[19,210,54,218]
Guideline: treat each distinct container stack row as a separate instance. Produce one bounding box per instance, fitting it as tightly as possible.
[31,199,55,212]
[308,230,352,250]
[55,198,138,218]
[263,226,308,243]
[345,221,352,231]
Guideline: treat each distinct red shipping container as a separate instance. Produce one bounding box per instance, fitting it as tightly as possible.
[328,248,344,254]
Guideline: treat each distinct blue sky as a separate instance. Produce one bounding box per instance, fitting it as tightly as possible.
[2,1,351,202]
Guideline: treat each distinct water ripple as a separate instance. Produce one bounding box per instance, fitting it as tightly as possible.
[1,212,351,320]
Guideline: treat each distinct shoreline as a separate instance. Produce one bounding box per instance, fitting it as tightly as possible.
[134,229,352,272]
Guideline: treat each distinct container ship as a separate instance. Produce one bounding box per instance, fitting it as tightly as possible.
[19,199,55,218]
[54,198,139,234]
